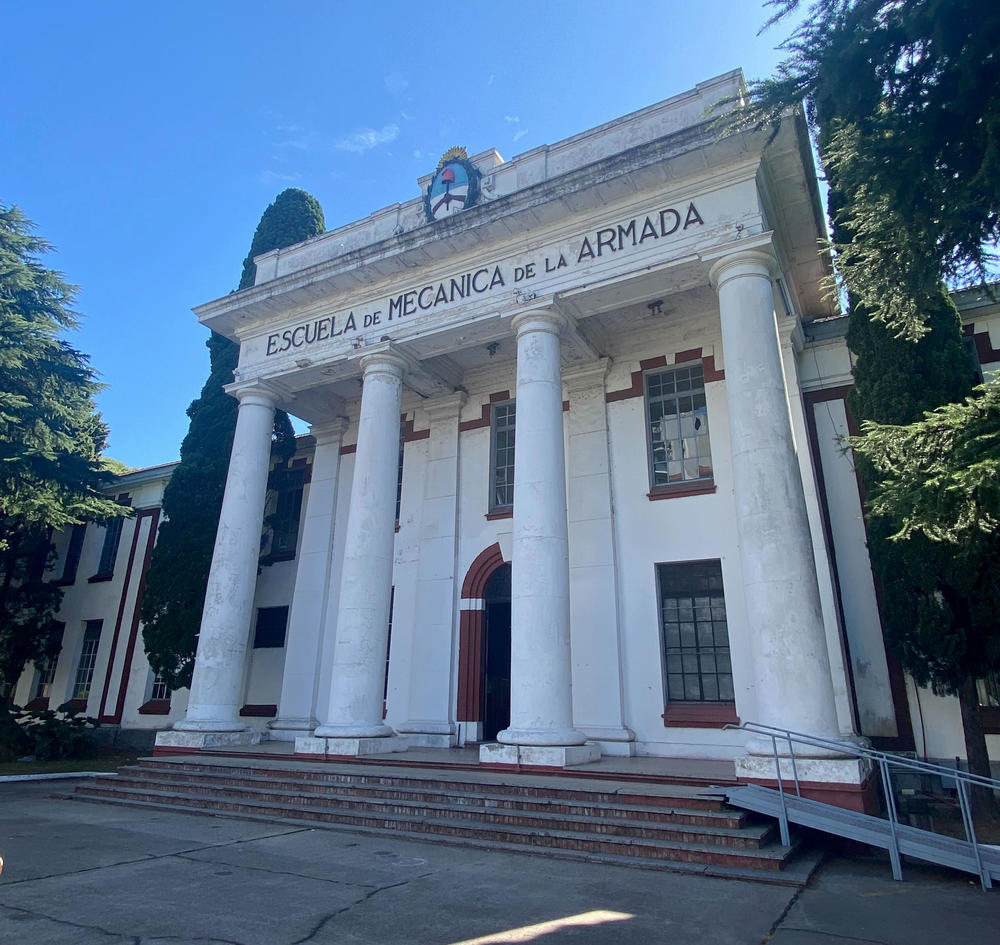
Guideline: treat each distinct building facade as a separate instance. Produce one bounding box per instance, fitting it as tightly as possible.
[15,71,1000,781]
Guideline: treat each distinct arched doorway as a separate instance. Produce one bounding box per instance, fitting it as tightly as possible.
[482,563,511,741]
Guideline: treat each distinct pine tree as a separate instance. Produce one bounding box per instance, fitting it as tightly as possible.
[142,189,325,689]
[0,205,127,697]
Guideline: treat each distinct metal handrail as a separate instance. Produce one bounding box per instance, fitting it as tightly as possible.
[725,721,1000,890]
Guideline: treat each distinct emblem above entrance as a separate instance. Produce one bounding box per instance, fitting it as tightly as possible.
[424,147,481,222]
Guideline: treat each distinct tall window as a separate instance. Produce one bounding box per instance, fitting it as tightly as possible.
[396,420,406,523]
[150,672,170,701]
[58,524,86,585]
[490,400,516,511]
[72,619,103,701]
[262,469,305,561]
[93,518,124,579]
[646,364,712,489]
[658,561,733,703]
[34,623,65,700]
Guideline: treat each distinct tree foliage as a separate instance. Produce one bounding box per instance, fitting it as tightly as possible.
[737,0,1000,340]
[0,205,126,695]
[142,189,325,690]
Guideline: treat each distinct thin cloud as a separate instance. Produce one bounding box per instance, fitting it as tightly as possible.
[504,115,520,124]
[384,72,409,96]
[260,169,302,183]
[334,124,400,153]
[513,129,529,142]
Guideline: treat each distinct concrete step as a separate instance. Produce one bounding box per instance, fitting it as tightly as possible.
[131,759,730,810]
[90,775,771,847]
[69,792,818,886]
[75,782,794,871]
[110,766,750,828]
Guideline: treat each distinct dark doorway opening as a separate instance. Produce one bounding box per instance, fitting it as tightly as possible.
[483,563,511,741]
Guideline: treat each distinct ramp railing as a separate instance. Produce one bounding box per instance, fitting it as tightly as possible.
[724,721,1000,889]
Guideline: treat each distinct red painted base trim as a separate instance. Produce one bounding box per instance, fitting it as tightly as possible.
[23,697,49,711]
[239,704,278,718]
[138,699,171,715]
[662,702,739,728]
[739,773,879,814]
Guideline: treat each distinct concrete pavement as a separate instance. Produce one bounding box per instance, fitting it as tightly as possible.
[0,779,996,945]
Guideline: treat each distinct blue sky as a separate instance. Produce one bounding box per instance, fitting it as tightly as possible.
[2,1,806,469]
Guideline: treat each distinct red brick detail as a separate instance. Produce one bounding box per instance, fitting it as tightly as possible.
[459,391,512,433]
[402,416,431,442]
[606,349,724,403]
[739,773,879,815]
[662,702,739,728]
[485,508,513,521]
[963,324,1000,364]
[457,610,486,722]
[138,699,171,715]
[562,400,569,412]
[647,482,717,501]
[240,704,278,718]
[340,443,358,455]
[461,543,505,598]
[982,706,1000,735]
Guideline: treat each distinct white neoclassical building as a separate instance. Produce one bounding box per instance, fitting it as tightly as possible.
[19,70,999,804]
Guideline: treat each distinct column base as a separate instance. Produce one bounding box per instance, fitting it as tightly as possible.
[295,735,410,758]
[267,717,319,741]
[480,742,602,769]
[394,720,457,749]
[735,753,877,813]
[154,729,261,752]
[578,725,636,756]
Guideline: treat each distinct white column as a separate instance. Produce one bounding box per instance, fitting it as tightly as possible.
[709,246,841,743]
[395,392,466,747]
[162,383,278,746]
[564,360,634,755]
[483,308,599,767]
[269,417,349,739]
[306,349,408,754]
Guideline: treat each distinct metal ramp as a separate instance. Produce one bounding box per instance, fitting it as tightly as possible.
[723,723,1000,890]
[726,783,1000,886]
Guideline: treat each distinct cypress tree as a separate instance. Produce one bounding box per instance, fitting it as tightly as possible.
[142,189,325,690]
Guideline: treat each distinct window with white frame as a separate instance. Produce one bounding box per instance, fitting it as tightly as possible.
[93,517,124,578]
[490,400,516,511]
[72,619,103,700]
[149,671,170,701]
[645,364,712,489]
[33,622,65,700]
[658,561,733,703]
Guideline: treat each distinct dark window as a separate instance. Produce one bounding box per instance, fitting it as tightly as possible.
[490,401,516,510]
[95,517,124,578]
[646,365,713,488]
[34,623,65,699]
[978,672,1000,708]
[253,606,288,648]
[396,421,406,523]
[73,619,103,700]
[270,470,305,559]
[60,524,87,584]
[658,561,733,703]
[383,586,394,716]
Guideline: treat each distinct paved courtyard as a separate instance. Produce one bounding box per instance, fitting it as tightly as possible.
[1,779,997,944]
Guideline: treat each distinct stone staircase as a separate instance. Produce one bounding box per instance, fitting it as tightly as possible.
[73,757,819,884]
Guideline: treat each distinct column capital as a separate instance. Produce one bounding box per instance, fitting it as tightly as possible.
[511,306,566,338]
[358,346,410,379]
[703,235,777,292]
[309,416,349,446]
[563,358,612,395]
[423,390,468,423]
[223,377,292,410]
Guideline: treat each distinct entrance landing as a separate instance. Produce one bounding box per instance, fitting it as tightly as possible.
[156,740,738,786]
